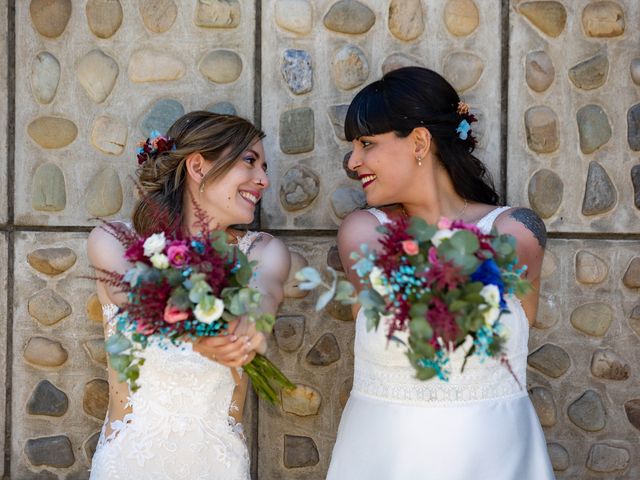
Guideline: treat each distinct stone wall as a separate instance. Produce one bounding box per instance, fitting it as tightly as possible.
[1,1,638,479]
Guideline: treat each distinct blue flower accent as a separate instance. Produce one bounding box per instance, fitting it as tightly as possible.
[456,119,471,140]
[149,129,161,140]
[471,259,507,308]
[191,240,205,254]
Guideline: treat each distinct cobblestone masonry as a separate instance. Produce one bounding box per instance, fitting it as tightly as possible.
[1,1,638,479]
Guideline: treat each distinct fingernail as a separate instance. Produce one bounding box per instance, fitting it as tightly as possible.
[243,354,249,361]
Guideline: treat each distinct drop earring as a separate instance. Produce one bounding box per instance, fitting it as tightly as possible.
[417,155,423,167]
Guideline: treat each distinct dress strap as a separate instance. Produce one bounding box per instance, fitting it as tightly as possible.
[365,208,391,225]
[475,206,512,234]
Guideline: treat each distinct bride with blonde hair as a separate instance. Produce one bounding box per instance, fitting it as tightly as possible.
[88,111,290,479]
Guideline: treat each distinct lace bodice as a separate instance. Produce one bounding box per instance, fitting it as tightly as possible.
[352,207,528,405]
[90,229,261,479]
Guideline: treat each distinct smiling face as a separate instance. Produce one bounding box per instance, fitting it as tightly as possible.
[347,132,419,207]
[199,139,269,227]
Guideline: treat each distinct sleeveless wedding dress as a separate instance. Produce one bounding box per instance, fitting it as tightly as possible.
[326,207,554,480]
[89,231,263,480]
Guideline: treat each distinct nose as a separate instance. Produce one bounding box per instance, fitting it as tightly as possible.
[347,145,362,171]
[255,169,269,189]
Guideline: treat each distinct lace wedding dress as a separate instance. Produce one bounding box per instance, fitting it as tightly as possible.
[89,232,263,480]
[326,207,555,480]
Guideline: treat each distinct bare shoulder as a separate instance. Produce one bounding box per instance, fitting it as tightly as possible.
[338,209,384,249]
[87,222,130,274]
[494,207,547,250]
[246,232,291,282]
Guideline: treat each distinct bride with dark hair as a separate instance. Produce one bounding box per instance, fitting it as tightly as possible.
[327,67,554,479]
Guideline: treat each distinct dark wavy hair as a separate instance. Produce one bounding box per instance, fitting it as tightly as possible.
[132,111,265,235]
[344,66,500,205]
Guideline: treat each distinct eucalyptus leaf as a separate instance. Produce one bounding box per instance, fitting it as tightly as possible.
[109,353,132,372]
[295,266,321,283]
[364,308,381,331]
[409,318,433,340]
[359,289,385,309]
[408,217,436,242]
[105,333,131,355]
[316,288,336,311]
[415,365,437,381]
[256,313,276,333]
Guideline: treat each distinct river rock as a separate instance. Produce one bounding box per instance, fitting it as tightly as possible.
[86,167,123,217]
[194,0,240,28]
[582,1,625,38]
[569,53,608,90]
[129,49,186,83]
[199,50,243,84]
[518,1,567,37]
[388,0,425,41]
[29,0,72,38]
[525,51,554,92]
[139,0,177,33]
[581,161,616,216]
[323,0,375,34]
[275,0,313,34]
[32,163,66,212]
[27,247,76,275]
[31,52,60,104]
[443,52,484,93]
[28,116,77,149]
[524,107,559,153]
[281,49,313,95]
[528,169,563,218]
[444,0,479,37]
[77,49,119,103]
[86,0,123,39]
[91,116,127,155]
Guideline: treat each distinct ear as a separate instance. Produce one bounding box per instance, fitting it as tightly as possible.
[184,152,208,184]
[411,127,432,159]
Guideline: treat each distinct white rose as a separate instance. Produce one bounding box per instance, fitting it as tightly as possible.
[150,253,170,270]
[194,298,225,325]
[431,229,454,247]
[480,284,501,308]
[482,306,500,327]
[369,267,392,297]
[143,232,166,257]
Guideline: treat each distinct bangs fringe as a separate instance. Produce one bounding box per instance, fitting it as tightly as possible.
[344,82,395,141]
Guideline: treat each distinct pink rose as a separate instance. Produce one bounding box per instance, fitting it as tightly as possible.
[167,241,190,268]
[164,304,190,324]
[402,240,420,256]
[437,217,452,230]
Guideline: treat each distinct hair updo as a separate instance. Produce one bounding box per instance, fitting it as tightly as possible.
[344,66,500,205]
[132,111,265,235]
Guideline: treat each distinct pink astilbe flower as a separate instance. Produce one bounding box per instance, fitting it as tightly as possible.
[424,247,465,291]
[125,239,147,263]
[427,297,460,347]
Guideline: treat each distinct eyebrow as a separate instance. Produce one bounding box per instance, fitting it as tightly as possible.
[246,148,261,159]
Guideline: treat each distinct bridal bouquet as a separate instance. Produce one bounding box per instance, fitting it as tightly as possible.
[99,205,294,404]
[297,216,529,381]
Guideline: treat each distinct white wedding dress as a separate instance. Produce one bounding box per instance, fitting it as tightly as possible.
[89,232,263,480]
[327,207,555,480]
